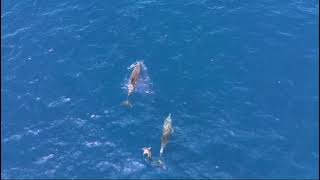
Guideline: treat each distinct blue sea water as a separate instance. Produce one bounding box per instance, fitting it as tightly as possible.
[1,0,319,179]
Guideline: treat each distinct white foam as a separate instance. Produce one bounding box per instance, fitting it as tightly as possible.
[3,134,22,142]
[122,159,145,174]
[28,78,39,84]
[84,141,102,148]
[72,117,86,127]
[104,141,116,147]
[90,114,102,119]
[96,161,121,172]
[127,60,144,70]
[35,154,54,164]
[48,96,71,108]
[62,97,71,102]
[27,129,41,136]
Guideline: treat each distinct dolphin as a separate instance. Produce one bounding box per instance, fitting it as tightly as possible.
[127,61,142,96]
[142,147,152,160]
[160,113,173,157]
[122,61,143,107]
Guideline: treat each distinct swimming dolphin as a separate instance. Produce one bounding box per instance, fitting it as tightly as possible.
[128,61,142,96]
[142,147,152,160]
[122,61,143,107]
[160,113,173,157]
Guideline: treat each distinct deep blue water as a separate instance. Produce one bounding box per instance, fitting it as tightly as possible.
[1,0,319,179]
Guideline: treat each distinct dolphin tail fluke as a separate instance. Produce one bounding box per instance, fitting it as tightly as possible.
[122,97,133,108]
[160,142,167,156]
[127,90,132,97]
[160,147,164,156]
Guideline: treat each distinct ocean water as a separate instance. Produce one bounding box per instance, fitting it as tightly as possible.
[1,0,319,179]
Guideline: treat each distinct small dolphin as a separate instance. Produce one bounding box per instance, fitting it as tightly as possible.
[122,61,143,107]
[160,113,173,157]
[142,147,152,160]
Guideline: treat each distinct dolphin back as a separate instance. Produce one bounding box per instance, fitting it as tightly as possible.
[160,113,173,156]
[163,113,173,134]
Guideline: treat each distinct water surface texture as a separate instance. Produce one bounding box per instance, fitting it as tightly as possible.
[1,0,319,178]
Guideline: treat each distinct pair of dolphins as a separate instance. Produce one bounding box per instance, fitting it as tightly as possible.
[143,113,173,166]
[122,61,173,166]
